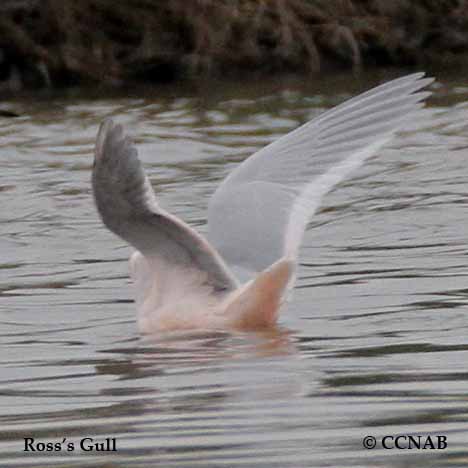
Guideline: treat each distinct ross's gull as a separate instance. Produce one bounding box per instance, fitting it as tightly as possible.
[92,73,433,332]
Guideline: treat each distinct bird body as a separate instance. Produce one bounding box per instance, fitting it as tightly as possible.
[92,73,432,333]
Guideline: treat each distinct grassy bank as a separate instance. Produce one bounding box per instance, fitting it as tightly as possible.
[1,0,467,91]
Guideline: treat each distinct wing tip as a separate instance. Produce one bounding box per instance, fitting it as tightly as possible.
[399,72,434,104]
[95,118,111,163]
[95,118,126,163]
[379,72,434,102]
[414,74,435,94]
[403,73,434,113]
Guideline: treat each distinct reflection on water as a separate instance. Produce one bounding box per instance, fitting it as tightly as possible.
[1,71,468,467]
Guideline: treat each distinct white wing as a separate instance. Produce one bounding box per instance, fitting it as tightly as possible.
[207,73,433,281]
[92,119,238,294]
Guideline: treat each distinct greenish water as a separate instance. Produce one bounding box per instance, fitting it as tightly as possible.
[1,70,468,467]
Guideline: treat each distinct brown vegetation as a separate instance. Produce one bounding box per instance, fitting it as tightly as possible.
[1,0,467,91]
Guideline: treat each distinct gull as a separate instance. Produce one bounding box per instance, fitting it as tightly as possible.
[92,73,432,333]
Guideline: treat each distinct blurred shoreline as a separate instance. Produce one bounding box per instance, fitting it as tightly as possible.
[1,0,468,95]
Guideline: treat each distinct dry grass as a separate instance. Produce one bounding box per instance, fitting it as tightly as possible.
[0,0,467,89]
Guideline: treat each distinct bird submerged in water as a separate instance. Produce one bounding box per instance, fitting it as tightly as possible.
[92,73,432,333]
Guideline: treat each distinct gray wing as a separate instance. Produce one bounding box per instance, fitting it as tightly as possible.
[207,73,433,281]
[92,119,238,293]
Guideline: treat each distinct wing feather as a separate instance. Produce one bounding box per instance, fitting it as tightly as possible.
[207,73,433,281]
[92,119,238,293]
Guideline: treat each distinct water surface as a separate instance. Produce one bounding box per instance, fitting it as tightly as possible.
[1,71,468,467]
